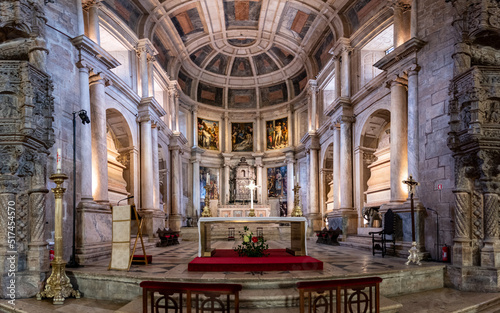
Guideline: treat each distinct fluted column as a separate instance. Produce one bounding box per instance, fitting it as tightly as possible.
[334,57,341,99]
[392,0,411,48]
[333,124,341,210]
[389,77,408,203]
[407,65,420,194]
[340,116,354,210]
[481,193,500,267]
[308,80,318,131]
[152,124,159,210]
[77,63,93,201]
[139,115,154,210]
[285,150,295,210]
[341,48,351,97]
[192,106,198,147]
[89,73,109,203]
[86,0,101,44]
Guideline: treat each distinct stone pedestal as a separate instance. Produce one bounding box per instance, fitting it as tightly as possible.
[76,202,112,264]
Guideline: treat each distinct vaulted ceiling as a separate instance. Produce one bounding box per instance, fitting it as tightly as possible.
[102,0,388,108]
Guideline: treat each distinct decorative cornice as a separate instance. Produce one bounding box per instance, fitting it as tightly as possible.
[374,37,426,71]
[71,35,120,71]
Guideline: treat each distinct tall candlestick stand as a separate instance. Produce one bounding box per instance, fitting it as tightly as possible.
[37,172,80,304]
[291,183,303,217]
[403,175,421,265]
[245,180,259,217]
[201,184,212,217]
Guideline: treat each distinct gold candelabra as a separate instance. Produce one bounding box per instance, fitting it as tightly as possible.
[291,183,303,217]
[37,172,80,304]
[201,184,212,217]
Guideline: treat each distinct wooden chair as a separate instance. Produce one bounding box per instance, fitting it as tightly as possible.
[140,281,242,313]
[256,227,263,240]
[369,209,396,257]
[297,277,382,313]
[228,227,235,241]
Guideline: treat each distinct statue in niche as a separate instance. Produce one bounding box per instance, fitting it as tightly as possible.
[231,157,256,203]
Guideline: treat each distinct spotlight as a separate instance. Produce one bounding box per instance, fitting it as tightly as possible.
[78,110,90,124]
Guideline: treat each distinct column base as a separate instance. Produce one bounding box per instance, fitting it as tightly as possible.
[447,265,500,292]
[139,209,165,242]
[76,202,112,265]
[453,238,473,266]
[27,242,49,272]
[169,214,182,232]
[481,239,500,267]
[326,209,357,237]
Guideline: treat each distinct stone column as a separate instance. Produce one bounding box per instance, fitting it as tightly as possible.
[285,150,295,210]
[334,57,341,99]
[139,115,154,211]
[411,0,418,38]
[86,0,101,44]
[28,155,49,272]
[453,189,472,266]
[341,48,351,97]
[168,86,176,131]
[340,116,354,210]
[222,153,232,204]
[255,113,261,152]
[174,90,180,132]
[254,154,264,204]
[192,105,198,147]
[308,134,321,231]
[389,77,408,203]
[333,124,340,210]
[224,112,230,152]
[152,124,160,210]
[77,63,93,201]
[147,55,155,97]
[481,192,500,267]
[89,73,109,203]
[407,65,420,194]
[191,149,202,216]
[287,105,294,147]
[137,45,149,99]
[308,80,318,131]
[169,143,181,231]
[392,0,411,48]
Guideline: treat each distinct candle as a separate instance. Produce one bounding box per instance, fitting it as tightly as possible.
[296,167,299,184]
[56,148,62,172]
[206,172,210,183]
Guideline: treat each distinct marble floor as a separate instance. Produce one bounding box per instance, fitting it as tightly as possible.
[2,239,499,313]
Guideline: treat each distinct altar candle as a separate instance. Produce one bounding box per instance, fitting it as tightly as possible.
[56,148,62,171]
[206,172,210,183]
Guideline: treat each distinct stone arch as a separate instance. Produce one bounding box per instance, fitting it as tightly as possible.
[358,109,391,217]
[106,108,135,205]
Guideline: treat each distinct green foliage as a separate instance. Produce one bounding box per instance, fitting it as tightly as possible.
[234,226,269,257]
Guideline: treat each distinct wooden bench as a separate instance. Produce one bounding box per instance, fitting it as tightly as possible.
[140,281,242,313]
[296,277,382,313]
[315,227,342,246]
[156,228,180,247]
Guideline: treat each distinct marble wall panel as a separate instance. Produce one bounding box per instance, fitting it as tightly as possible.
[83,211,113,244]
[228,88,256,109]
[197,82,223,107]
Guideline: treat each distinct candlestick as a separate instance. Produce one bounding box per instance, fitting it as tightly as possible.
[206,172,210,184]
[56,148,62,172]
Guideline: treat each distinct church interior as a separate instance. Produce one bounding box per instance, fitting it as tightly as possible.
[1,0,500,311]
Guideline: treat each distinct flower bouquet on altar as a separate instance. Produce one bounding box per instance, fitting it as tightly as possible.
[234,226,269,257]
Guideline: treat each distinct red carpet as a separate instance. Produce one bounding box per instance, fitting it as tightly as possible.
[188,249,323,272]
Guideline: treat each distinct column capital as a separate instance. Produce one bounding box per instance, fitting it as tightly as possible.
[191,103,198,114]
[386,74,408,89]
[407,64,421,77]
[224,111,229,119]
[254,112,262,120]
[390,0,411,12]
[76,60,93,72]
[136,38,157,57]
[137,113,151,123]
[89,72,111,87]
[147,55,156,64]
[82,0,102,10]
[340,115,356,124]
[307,79,318,95]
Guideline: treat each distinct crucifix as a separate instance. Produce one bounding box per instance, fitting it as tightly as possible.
[245,180,260,217]
[403,175,421,265]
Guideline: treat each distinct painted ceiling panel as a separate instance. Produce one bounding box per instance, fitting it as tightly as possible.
[228,38,257,47]
[252,53,279,75]
[103,0,142,32]
[206,53,230,75]
[171,7,205,42]
[224,0,262,28]
[178,68,193,96]
[228,88,257,109]
[190,45,213,67]
[279,6,317,40]
[314,30,334,71]
[260,83,287,107]
[291,70,308,97]
[268,45,294,67]
[345,0,385,33]
[197,82,223,107]
[231,57,253,77]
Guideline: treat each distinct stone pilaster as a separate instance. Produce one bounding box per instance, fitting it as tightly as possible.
[192,147,204,214]
[388,75,408,203]
[308,80,318,131]
[285,149,295,211]
[89,73,110,204]
[407,65,420,195]
[84,0,101,44]
[307,134,321,231]
[152,124,160,210]
[253,153,264,204]
[168,85,176,131]
[391,0,411,47]
[77,62,93,201]
[332,123,340,211]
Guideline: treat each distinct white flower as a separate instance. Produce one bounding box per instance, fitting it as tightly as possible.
[243,235,250,243]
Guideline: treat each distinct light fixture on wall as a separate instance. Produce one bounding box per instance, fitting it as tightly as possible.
[67,110,90,268]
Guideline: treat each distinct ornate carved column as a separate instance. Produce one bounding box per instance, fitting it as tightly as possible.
[340,115,354,210]
[391,0,411,47]
[152,123,160,210]
[481,192,499,267]
[453,187,472,266]
[407,65,420,196]
[308,80,318,131]
[77,62,93,201]
[89,73,109,203]
[84,0,101,44]
[388,76,408,203]
[333,123,341,211]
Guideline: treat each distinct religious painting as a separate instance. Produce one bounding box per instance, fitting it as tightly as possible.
[198,118,220,151]
[200,167,219,200]
[266,117,288,150]
[267,166,287,198]
[231,122,253,152]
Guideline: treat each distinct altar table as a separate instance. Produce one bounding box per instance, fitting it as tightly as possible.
[197,217,308,257]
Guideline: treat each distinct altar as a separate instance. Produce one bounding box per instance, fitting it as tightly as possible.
[198,217,307,257]
[217,205,271,217]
